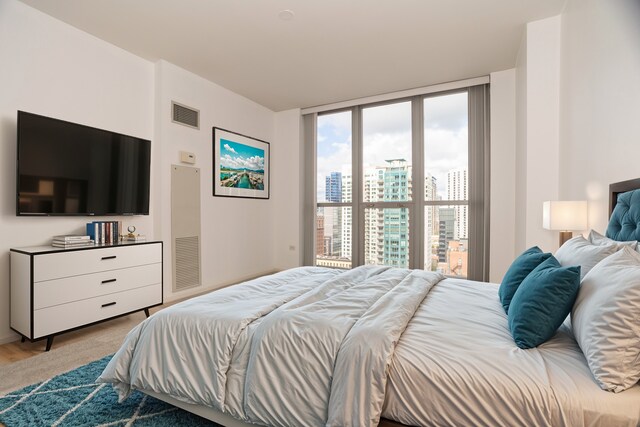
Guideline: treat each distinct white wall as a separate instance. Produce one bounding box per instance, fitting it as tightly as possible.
[0,0,155,343]
[273,109,304,270]
[514,16,562,254]
[153,60,277,301]
[559,0,640,231]
[489,69,516,282]
[0,1,283,343]
[515,31,528,255]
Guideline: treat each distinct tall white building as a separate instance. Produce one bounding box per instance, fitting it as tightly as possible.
[447,168,468,239]
[341,174,352,259]
[425,174,438,270]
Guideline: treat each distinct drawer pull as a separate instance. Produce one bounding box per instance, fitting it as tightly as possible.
[101,279,117,284]
[101,302,117,308]
[101,256,117,260]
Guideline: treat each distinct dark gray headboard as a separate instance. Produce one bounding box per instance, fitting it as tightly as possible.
[609,178,640,216]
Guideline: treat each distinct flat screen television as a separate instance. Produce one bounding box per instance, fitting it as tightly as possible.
[17,111,151,216]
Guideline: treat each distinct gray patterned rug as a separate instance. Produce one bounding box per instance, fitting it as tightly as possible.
[0,355,220,426]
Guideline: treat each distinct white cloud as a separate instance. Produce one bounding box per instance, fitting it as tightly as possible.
[424,92,468,131]
[221,153,264,171]
[318,111,351,130]
[362,101,412,137]
[223,143,236,154]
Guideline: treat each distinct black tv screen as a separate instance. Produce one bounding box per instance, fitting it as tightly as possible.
[17,111,151,216]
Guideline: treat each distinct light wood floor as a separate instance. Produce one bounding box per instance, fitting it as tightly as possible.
[0,304,166,365]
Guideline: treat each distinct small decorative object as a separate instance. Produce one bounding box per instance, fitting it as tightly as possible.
[125,225,146,242]
[213,127,270,199]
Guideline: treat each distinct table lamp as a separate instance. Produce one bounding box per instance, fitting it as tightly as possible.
[542,201,588,246]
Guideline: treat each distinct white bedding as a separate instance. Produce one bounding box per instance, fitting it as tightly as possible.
[383,278,640,427]
[98,267,640,427]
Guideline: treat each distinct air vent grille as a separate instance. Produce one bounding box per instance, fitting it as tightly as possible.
[172,101,199,129]
[174,236,200,290]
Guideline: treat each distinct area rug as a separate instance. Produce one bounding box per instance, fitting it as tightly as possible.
[0,355,220,426]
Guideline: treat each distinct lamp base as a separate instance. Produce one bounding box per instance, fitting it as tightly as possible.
[559,231,573,247]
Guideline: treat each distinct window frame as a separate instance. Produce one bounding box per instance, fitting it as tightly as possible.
[304,84,490,280]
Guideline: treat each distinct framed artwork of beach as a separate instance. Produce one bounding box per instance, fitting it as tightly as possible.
[212,127,270,199]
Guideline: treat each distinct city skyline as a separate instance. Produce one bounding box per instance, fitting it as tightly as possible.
[317,161,469,277]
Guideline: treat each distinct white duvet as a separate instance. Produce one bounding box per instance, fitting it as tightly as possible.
[98,266,443,427]
[98,267,640,427]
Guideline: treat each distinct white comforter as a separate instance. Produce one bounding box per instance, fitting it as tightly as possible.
[382,277,640,427]
[98,266,443,427]
[98,267,640,427]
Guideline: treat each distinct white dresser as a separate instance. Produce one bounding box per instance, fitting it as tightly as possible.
[10,241,163,351]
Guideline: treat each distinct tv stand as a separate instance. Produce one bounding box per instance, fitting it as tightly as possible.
[10,241,163,351]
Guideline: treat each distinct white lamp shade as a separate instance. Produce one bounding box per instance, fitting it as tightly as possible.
[542,201,588,231]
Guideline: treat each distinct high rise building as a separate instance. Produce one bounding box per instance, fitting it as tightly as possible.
[341,174,352,259]
[382,159,410,268]
[425,174,438,270]
[438,207,456,263]
[324,172,343,256]
[316,214,324,256]
[363,168,384,264]
[325,172,342,203]
[447,168,468,240]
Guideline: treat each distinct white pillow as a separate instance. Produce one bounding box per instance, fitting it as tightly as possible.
[588,229,637,250]
[572,246,640,392]
[555,235,618,280]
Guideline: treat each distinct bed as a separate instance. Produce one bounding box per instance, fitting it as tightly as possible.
[98,180,640,427]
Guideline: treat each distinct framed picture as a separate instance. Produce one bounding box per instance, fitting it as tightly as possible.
[212,127,270,199]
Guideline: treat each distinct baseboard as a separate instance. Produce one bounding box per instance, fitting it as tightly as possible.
[0,332,20,345]
[164,268,280,303]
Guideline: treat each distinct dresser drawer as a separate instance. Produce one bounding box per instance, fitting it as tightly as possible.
[34,243,161,282]
[34,263,162,310]
[33,283,161,338]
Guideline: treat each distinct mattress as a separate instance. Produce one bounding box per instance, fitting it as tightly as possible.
[383,277,640,427]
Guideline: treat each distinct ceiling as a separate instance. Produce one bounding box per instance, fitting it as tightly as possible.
[20,0,566,111]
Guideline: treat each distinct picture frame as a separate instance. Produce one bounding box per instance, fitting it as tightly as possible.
[212,127,270,199]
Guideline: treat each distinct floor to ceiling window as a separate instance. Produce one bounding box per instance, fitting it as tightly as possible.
[306,84,489,280]
[315,111,352,268]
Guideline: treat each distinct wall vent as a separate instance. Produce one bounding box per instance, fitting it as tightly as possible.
[172,101,199,129]
[174,236,200,290]
[171,165,202,292]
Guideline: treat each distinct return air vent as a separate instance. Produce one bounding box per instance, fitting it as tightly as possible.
[172,101,199,129]
[174,236,200,290]
[171,165,202,292]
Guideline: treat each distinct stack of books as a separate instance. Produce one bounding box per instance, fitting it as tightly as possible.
[52,235,94,248]
[86,221,122,245]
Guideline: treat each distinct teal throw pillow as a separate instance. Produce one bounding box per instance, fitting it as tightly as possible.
[499,246,552,314]
[508,256,580,349]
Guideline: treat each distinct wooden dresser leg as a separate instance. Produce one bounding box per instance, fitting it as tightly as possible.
[45,336,54,352]
[144,308,150,318]
[21,336,26,343]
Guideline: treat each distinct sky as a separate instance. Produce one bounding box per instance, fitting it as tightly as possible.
[220,138,265,172]
[316,92,468,201]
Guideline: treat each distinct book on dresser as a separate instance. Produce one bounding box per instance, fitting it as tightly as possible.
[10,241,163,351]
[52,235,91,242]
[52,235,93,248]
[52,241,94,248]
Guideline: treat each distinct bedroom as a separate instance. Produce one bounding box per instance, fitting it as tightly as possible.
[0,0,639,425]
